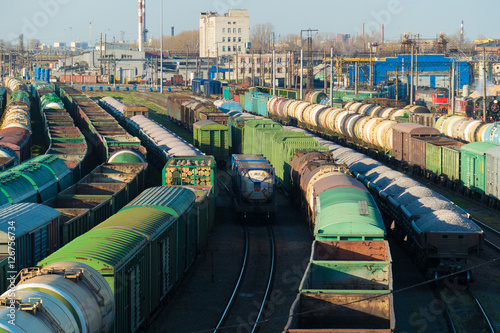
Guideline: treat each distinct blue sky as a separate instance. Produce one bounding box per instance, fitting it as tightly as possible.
[0,0,496,46]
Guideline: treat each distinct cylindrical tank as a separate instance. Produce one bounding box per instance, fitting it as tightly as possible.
[295,102,311,123]
[107,150,146,163]
[309,105,328,127]
[335,111,354,133]
[463,120,482,143]
[0,261,115,333]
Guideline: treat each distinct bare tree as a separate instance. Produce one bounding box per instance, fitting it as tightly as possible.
[147,30,199,52]
[251,22,274,52]
[29,39,41,51]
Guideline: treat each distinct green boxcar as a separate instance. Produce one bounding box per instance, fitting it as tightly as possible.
[460,142,499,195]
[314,187,386,241]
[425,140,463,182]
[242,120,282,154]
[299,241,392,293]
[228,115,255,154]
[162,156,216,193]
[193,120,229,160]
[442,146,462,182]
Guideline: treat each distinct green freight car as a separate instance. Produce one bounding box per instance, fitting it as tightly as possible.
[193,120,229,162]
[39,186,210,333]
[425,139,464,185]
[460,142,500,195]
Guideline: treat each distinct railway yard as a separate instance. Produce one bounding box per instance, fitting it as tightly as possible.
[0,75,499,332]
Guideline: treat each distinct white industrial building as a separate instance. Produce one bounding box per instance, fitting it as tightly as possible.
[199,10,250,58]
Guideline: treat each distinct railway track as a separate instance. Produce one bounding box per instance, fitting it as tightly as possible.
[438,287,495,333]
[471,217,500,253]
[213,224,275,333]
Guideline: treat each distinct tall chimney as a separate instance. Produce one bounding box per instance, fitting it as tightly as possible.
[460,20,464,43]
[171,26,174,37]
[138,0,144,51]
[381,24,384,43]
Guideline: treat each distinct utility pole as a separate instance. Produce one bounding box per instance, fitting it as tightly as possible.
[236,52,239,84]
[451,61,455,114]
[251,51,255,86]
[369,44,373,87]
[395,66,399,102]
[260,51,263,86]
[100,33,103,74]
[354,61,358,96]
[272,32,276,96]
[160,0,163,93]
[186,47,189,87]
[323,49,327,93]
[330,48,333,105]
[410,43,414,104]
[483,48,487,121]
[300,48,304,100]
[216,45,219,81]
[300,29,318,90]
[113,54,117,87]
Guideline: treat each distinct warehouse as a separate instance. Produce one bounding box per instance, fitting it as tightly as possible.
[350,54,470,90]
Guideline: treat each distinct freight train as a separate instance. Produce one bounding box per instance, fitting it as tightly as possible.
[228,114,395,330]
[285,150,394,332]
[0,185,214,332]
[55,85,147,164]
[235,92,500,206]
[225,99,484,281]
[0,77,32,169]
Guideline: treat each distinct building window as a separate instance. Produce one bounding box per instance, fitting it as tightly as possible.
[222,28,225,33]
[233,46,237,51]
[257,68,260,73]
[257,58,260,64]
[238,28,241,33]
[233,28,236,33]
[249,68,252,74]
[233,37,236,42]
[228,22,230,24]
[222,37,225,42]
[241,58,245,63]
[222,46,226,52]
[241,68,245,74]
[233,22,236,24]
[277,68,282,73]
[277,58,282,63]
[238,46,241,52]
[238,37,241,42]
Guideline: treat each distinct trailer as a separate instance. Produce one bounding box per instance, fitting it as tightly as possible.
[232,154,275,219]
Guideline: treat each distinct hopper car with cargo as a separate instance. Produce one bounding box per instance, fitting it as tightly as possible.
[0,185,214,333]
[226,103,484,281]
[55,85,147,164]
[123,94,230,163]
[99,96,207,170]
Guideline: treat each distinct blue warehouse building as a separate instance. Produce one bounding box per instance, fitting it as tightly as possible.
[350,54,470,90]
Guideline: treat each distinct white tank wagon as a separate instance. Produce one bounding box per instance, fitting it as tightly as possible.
[0,261,114,332]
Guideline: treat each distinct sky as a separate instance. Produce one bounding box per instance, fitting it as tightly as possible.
[0,0,497,46]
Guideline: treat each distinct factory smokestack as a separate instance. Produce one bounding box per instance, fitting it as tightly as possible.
[171,26,174,37]
[381,24,384,43]
[460,20,464,43]
[138,0,146,51]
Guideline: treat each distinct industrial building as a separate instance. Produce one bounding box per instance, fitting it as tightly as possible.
[199,10,250,58]
[349,54,470,90]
